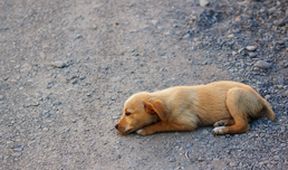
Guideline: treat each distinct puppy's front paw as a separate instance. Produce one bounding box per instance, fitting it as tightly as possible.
[212,126,226,135]
[136,129,146,136]
[136,129,152,136]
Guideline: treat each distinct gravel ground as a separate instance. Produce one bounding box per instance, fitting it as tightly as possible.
[0,0,287,169]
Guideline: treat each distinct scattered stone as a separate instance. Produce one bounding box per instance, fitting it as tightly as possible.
[232,51,237,56]
[112,115,119,120]
[227,34,234,38]
[12,144,24,152]
[41,110,52,118]
[50,60,73,68]
[20,63,32,73]
[168,157,176,162]
[281,60,288,68]
[283,90,288,97]
[23,98,40,108]
[265,95,271,100]
[42,127,49,131]
[197,156,205,162]
[237,48,245,53]
[254,60,272,69]
[248,52,257,58]
[79,76,86,80]
[229,161,237,167]
[151,20,158,25]
[75,34,83,39]
[3,76,9,81]
[47,81,55,89]
[183,32,192,39]
[53,101,62,106]
[176,166,184,170]
[71,79,78,85]
[245,45,257,51]
[0,95,4,101]
[199,0,209,7]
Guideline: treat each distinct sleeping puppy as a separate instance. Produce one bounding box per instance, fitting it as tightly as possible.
[115,81,275,136]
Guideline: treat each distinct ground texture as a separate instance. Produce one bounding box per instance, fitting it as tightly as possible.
[0,0,287,169]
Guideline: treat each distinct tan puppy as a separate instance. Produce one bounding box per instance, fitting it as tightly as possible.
[115,81,275,136]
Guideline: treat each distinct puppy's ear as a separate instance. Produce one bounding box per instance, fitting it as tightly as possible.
[144,99,167,121]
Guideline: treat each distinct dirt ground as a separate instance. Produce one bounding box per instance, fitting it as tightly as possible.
[1,0,287,169]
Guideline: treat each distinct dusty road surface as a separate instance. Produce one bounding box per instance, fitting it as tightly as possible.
[1,0,287,169]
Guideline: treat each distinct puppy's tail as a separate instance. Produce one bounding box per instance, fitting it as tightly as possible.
[260,97,276,121]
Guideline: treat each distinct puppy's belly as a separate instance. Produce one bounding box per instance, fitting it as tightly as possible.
[171,104,232,127]
[197,109,232,126]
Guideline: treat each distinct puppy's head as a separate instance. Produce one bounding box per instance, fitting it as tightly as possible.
[115,92,166,135]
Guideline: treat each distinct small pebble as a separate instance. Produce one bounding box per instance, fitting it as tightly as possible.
[50,60,72,68]
[112,115,119,120]
[168,157,176,162]
[12,144,24,152]
[199,0,209,7]
[232,51,237,56]
[0,95,4,101]
[248,52,257,58]
[47,81,55,89]
[246,45,257,51]
[227,34,234,38]
[254,60,272,69]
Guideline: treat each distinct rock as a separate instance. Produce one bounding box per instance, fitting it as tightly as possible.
[20,63,32,73]
[197,156,205,162]
[151,20,158,25]
[12,144,24,152]
[50,60,73,68]
[246,45,257,51]
[183,32,192,39]
[53,101,62,106]
[79,76,86,80]
[168,157,176,162]
[281,60,288,68]
[254,60,272,69]
[71,79,78,85]
[232,51,237,56]
[265,95,271,100]
[23,98,40,108]
[227,34,234,38]
[229,161,237,167]
[199,0,209,7]
[47,81,55,89]
[176,166,184,170]
[0,95,4,101]
[112,115,119,120]
[75,34,83,39]
[248,52,257,58]
[237,48,245,53]
[41,110,52,118]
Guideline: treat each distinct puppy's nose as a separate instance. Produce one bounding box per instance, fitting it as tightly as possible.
[115,124,119,130]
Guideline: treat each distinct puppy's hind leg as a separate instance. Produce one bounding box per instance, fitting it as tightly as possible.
[213,88,251,135]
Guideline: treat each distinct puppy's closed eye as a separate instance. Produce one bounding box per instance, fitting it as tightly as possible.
[125,112,132,116]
